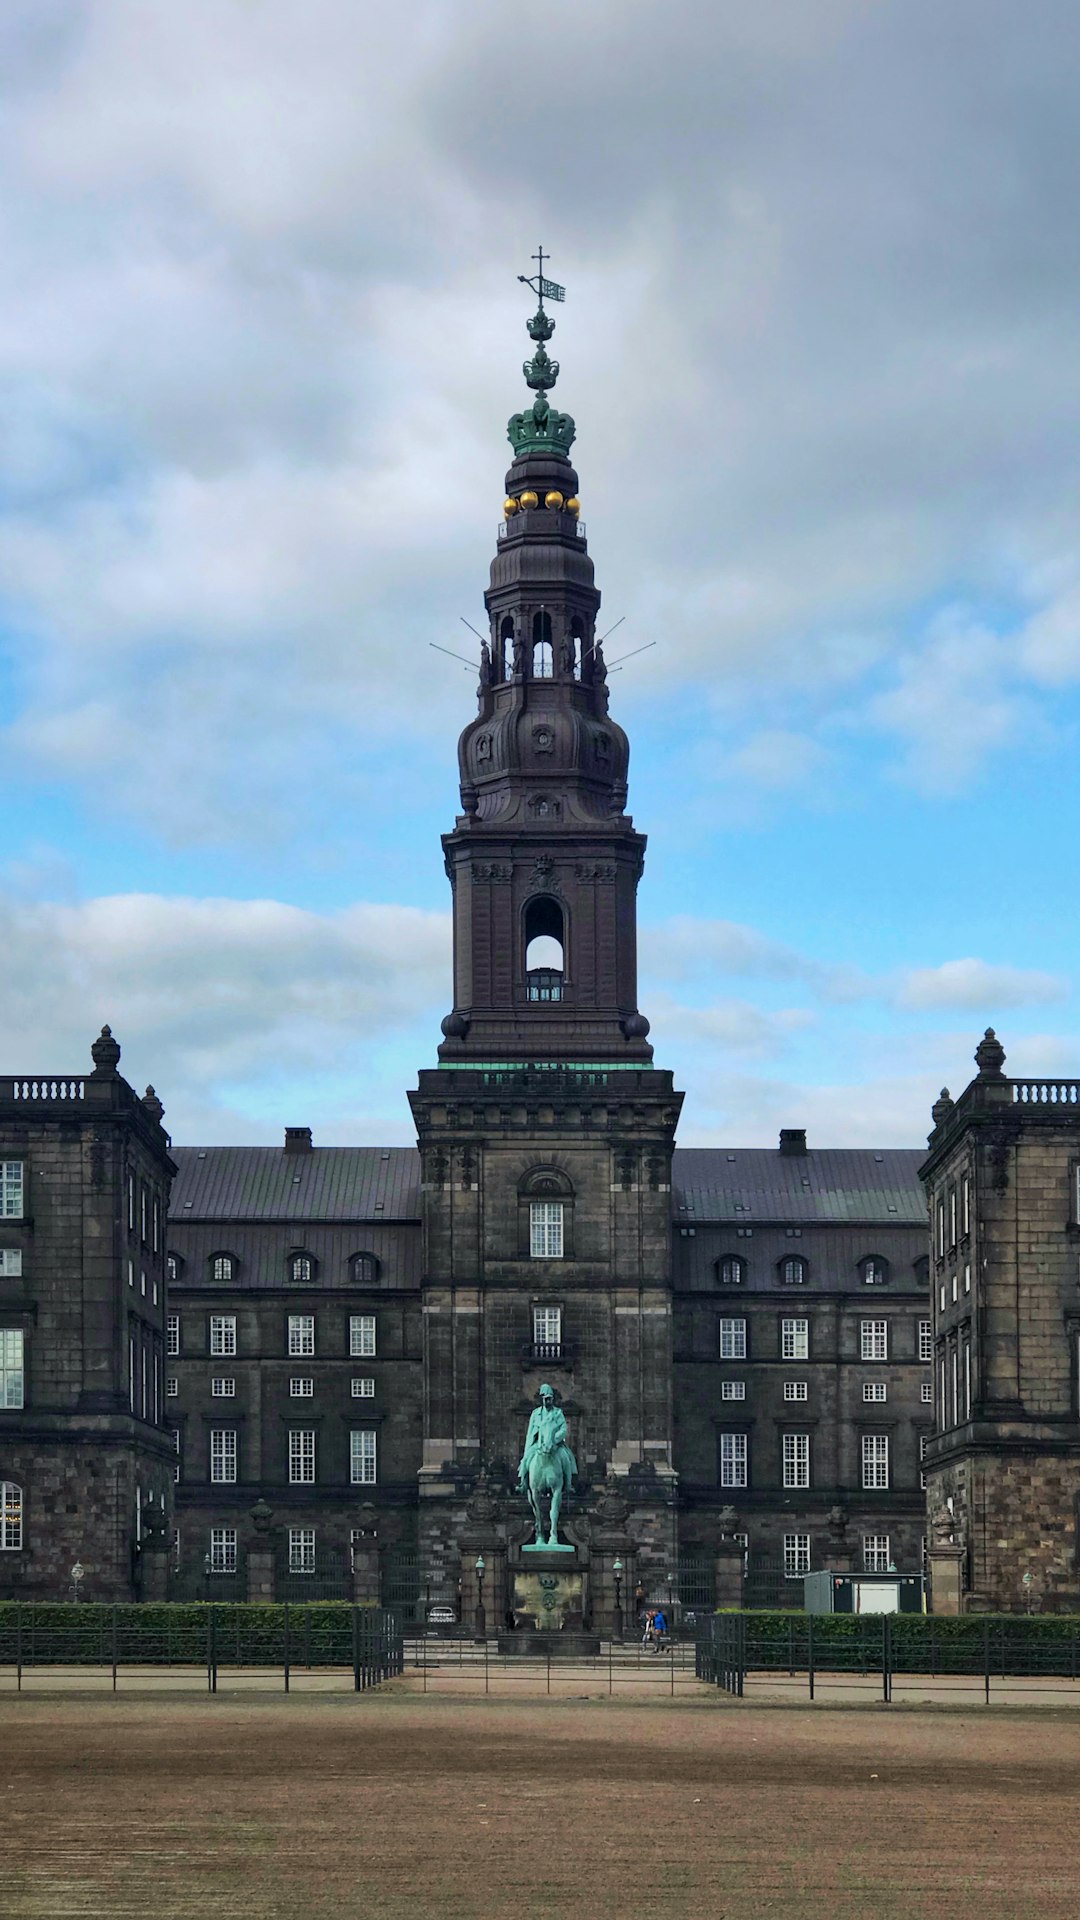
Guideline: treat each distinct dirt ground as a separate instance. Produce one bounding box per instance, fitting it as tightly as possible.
[5,1690,1080,1920]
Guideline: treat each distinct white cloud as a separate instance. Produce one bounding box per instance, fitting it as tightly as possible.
[897,958,1067,1012]
[726,728,829,793]
[864,613,1037,794]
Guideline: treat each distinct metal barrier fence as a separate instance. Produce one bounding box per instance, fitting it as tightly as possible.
[404,1631,701,1697]
[696,1612,1080,1702]
[0,1603,403,1694]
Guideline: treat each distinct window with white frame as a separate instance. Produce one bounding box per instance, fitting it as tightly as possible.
[949,1186,957,1248]
[128,1335,135,1412]
[290,1377,313,1398]
[166,1253,179,1283]
[783,1380,808,1402]
[290,1253,313,1284]
[782,1433,810,1488]
[718,1257,744,1285]
[719,1433,747,1487]
[152,1197,160,1254]
[172,1425,180,1482]
[289,1527,316,1573]
[212,1254,234,1283]
[783,1532,810,1577]
[166,1376,178,1397]
[940,1354,947,1426]
[863,1534,891,1572]
[862,1257,887,1286]
[352,1377,376,1398]
[781,1317,808,1361]
[288,1314,314,1357]
[350,1429,377,1484]
[861,1433,889,1489]
[721,1380,745,1401]
[719,1317,746,1360]
[863,1381,887,1403]
[209,1527,237,1573]
[961,1173,971,1236]
[0,1162,24,1219]
[0,1330,24,1409]
[210,1429,237,1483]
[530,1201,564,1259]
[211,1377,235,1398]
[964,1340,971,1418]
[140,1186,147,1244]
[921,1379,933,1403]
[781,1257,806,1285]
[533,1306,562,1349]
[349,1314,376,1358]
[167,1314,180,1356]
[936,1197,945,1258]
[919,1433,928,1489]
[0,1249,22,1277]
[860,1319,887,1361]
[289,1429,316,1483]
[209,1315,235,1357]
[919,1319,932,1363]
[1,1481,23,1551]
[964,1263,971,1294]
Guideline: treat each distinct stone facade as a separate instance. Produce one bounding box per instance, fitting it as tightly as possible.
[0,1036,175,1600]
[922,1035,1080,1612]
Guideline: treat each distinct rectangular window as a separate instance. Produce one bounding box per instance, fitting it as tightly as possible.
[860,1319,887,1361]
[530,1200,564,1259]
[964,1263,971,1295]
[127,1170,135,1232]
[349,1314,376,1358]
[1,1480,22,1551]
[0,1330,24,1409]
[152,1197,160,1254]
[352,1377,375,1398]
[863,1381,887,1403]
[951,1346,958,1427]
[940,1355,947,1427]
[167,1313,180,1356]
[949,1186,957,1248]
[964,1340,971,1419]
[166,1376,178,1397]
[173,1425,181,1483]
[961,1173,970,1237]
[127,1258,134,1290]
[781,1317,808,1361]
[719,1317,746,1360]
[782,1432,810,1488]
[783,1533,811,1578]
[719,1432,747,1487]
[863,1534,891,1573]
[209,1315,236,1357]
[921,1380,933,1403]
[141,1344,147,1418]
[289,1429,316,1484]
[0,1249,22,1277]
[211,1377,235,1398]
[1,1162,24,1219]
[919,1432,928,1489]
[721,1380,745,1401]
[861,1434,890,1489]
[290,1376,314,1398]
[209,1527,237,1574]
[951,1271,958,1303]
[783,1380,808,1402]
[533,1305,562,1348]
[289,1527,316,1573]
[128,1334,135,1412]
[140,1186,147,1244]
[210,1429,237,1484]
[936,1197,945,1258]
[919,1319,932,1363]
[288,1314,314,1357]
[350,1429,377,1485]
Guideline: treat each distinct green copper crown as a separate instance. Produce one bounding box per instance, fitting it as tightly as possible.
[508,251,576,458]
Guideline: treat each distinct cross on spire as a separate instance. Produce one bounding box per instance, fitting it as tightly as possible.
[518,245,565,306]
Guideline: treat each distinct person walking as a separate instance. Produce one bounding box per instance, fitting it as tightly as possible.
[641,1608,656,1651]
[651,1606,668,1652]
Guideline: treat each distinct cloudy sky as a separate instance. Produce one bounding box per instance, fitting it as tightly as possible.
[3,0,1080,1147]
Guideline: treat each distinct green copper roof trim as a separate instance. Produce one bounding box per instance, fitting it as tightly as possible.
[437,1061,646,1072]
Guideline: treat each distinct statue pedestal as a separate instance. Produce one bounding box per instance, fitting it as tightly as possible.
[497,1629,600,1658]
[510,1549,588,1641]
[522,1540,576,1554]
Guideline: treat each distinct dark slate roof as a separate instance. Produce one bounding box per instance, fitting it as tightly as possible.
[170,1147,421,1222]
[671,1148,926,1226]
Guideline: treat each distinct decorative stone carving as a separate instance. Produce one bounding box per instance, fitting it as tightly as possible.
[574,862,616,883]
[90,1024,121,1078]
[471,863,512,884]
[591,1478,630,1529]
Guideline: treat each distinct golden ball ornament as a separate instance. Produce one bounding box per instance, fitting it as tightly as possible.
[565,495,581,515]
[503,496,518,517]
[519,489,539,509]
[544,490,565,510]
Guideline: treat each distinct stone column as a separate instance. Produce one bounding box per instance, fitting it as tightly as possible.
[825,1505,857,1575]
[352,1540,380,1607]
[139,1539,170,1602]
[928,1546,966,1615]
[714,1539,744,1610]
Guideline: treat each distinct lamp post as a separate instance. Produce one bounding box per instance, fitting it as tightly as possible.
[474,1554,486,1644]
[203,1551,211,1603]
[666,1570,676,1644]
[612,1557,624,1643]
[70,1562,84,1604]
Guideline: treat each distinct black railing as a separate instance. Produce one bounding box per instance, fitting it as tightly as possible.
[522,1341,574,1366]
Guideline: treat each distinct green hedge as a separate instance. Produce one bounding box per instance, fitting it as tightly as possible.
[705,1609,1080,1675]
[0,1601,397,1668]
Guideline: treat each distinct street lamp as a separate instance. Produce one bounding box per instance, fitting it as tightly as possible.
[474,1554,486,1644]
[203,1551,211,1603]
[612,1557,624,1643]
[666,1570,676,1644]
[70,1562,84,1604]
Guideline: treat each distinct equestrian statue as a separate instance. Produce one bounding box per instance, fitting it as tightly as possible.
[517,1383,577,1549]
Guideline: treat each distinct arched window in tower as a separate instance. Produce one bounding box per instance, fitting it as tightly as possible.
[498,617,514,682]
[532,610,553,679]
[569,617,584,679]
[524,895,564,1001]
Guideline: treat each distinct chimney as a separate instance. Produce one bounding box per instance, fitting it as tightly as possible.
[778,1128,807,1156]
[284,1127,313,1154]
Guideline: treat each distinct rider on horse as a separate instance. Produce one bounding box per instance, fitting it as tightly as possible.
[517,1383,578,1491]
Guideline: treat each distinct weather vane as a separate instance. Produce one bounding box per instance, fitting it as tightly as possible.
[518,244,565,307]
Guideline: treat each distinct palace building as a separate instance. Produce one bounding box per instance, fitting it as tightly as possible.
[1,273,1075,1618]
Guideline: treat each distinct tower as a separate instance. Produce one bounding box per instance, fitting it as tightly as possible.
[408,259,683,1626]
[921,1032,1080,1612]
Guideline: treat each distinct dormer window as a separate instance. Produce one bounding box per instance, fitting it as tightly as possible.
[780,1257,806,1286]
[351,1252,379,1286]
[718,1257,745,1286]
[289,1253,314,1285]
[211,1254,235,1283]
[861,1256,888,1287]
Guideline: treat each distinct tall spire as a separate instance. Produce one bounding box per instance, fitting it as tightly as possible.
[434,253,652,1064]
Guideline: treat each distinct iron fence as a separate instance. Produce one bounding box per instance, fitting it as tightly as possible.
[697,1611,1080,1701]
